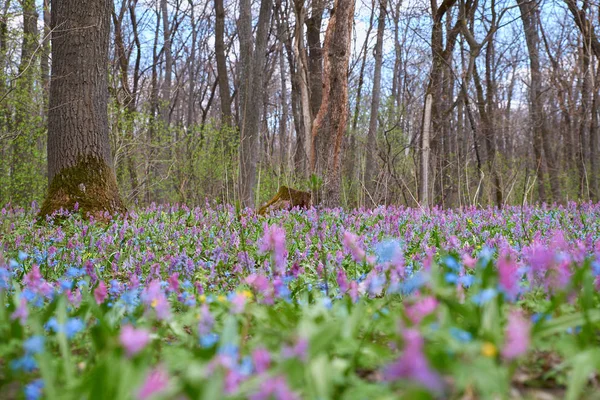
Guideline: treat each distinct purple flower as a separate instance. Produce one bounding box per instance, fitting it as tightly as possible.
[259,224,287,274]
[383,328,445,394]
[252,347,271,374]
[136,366,169,400]
[198,304,214,336]
[250,376,299,400]
[11,298,28,325]
[282,337,308,362]
[120,325,151,357]
[94,281,108,305]
[502,310,531,360]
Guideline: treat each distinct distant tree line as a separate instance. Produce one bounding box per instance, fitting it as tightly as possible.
[0,0,599,210]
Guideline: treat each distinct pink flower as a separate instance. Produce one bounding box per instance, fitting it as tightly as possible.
[342,231,366,263]
[336,268,349,293]
[405,296,438,325]
[136,366,169,400]
[252,347,271,374]
[383,329,445,394]
[10,298,28,325]
[502,310,531,360]
[497,253,519,301]
[167,273,179,293]
[246,274,270,292]
[94,281,108,305]
[230,292,247,314]
[120,325,151,357]
[462,253,477,269]
[141,280,170,320]
[23,265,42,289]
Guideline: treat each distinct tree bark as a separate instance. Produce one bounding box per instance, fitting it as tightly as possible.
[215,0,233,125]
[518,0,560,203]
[40,0,125,218]
[160,0,172,125]
[311,0,355,207]
[238,0,273,207]
[293,0,313,175]
[364,0,387,201]
[306,0,325,117]
[11,0,39,205]
[420,94,432,207]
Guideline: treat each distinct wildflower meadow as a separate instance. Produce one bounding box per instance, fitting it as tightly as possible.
[2,202,600,399]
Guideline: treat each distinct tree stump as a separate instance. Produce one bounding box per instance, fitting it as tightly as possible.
[257,186,312,215]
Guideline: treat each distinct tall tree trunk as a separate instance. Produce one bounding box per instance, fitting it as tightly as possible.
[11,0,39,205]
[518,0,550,202]
[215,0,233,125]
[40,0,125,217]
[279,39,289,169]
[293,0,313,175]
[161,0,172,124]
[305,0,325,116]
[420,94,433,207]
[364,0,386,201]
[311,0,355,207]
[112,1,139,198]
[347,2,374,198]
[238,0,273,207]
[41,0,51,110]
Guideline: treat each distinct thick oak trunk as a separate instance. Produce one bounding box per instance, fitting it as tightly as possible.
[40,0,125,218]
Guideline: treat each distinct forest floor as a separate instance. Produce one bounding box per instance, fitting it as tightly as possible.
[1,203,600,399]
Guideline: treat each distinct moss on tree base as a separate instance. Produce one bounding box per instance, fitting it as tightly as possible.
[39,156,126,220]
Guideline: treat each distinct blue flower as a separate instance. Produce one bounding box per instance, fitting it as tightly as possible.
[450,327,472,343]
[59,279,73,291]
[443,256,460,271]
[9,259,19,268]
[592,261,600,277]
[66,267,84,278]
[375,239,403,263]
[322,297,332,309]
[531,313,551,323]
[445,273,458,284]
[458,275,474,287]
[18,251,29,262]
[399,272,428,295]
[218,343,239,359]
[200,333,219,348]
[24,379,43,400]
[472,288,497,305]
[65,318,84,339]
[45,317,61,333]
[11,355,37,372]
[237,356,253,376]
[477,247,494,266]
[23,336,45,355]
